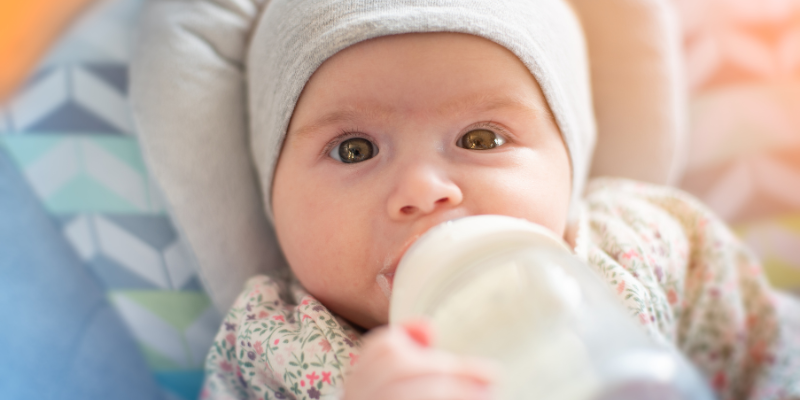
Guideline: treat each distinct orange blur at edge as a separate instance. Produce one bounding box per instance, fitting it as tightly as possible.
[0,0,98,105]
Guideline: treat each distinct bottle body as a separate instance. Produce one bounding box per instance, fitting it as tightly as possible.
[390,215,714,400]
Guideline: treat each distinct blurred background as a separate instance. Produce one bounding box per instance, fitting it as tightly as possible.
[0,0,798,399]
[674,0,800,289]
[1,1,219,399]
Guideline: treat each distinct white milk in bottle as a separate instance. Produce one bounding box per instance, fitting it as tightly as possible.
[390,215,714,400]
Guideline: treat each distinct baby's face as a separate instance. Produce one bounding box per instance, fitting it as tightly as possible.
[273,33,571,329]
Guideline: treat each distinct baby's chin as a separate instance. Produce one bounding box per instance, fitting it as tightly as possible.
[338,306,389,331]
[314,285,391,330]
[357,288,392,329]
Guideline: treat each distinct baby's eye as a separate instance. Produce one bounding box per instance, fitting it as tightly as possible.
[457,129,506,150]
[330,137,377,163]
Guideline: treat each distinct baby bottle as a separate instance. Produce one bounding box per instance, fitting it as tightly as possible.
[389,215,714,400]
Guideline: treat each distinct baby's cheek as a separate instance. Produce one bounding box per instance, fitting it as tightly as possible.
[287,239,387,327]
[470,164,570,236]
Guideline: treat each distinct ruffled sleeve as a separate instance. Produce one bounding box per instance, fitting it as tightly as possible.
[578,178,800,400]
[201,276,362,400]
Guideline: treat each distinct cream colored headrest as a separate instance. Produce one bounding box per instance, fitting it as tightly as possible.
[131,0,686,311]
[571,0,687,184]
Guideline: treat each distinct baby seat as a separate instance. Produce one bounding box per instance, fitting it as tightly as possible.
[2,0,799,399]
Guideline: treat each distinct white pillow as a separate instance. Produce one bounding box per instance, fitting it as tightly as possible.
[131,0,286,312]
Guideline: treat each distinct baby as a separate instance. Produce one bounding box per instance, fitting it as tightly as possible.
[199,1,800,399]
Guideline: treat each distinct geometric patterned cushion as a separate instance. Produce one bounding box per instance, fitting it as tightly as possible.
[0,0,219,398]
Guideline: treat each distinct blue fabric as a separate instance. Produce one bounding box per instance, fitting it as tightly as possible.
[155,370,206,400]
[0,147,162,400]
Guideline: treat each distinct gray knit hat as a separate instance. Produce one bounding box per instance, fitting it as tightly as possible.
[248,0,596,218]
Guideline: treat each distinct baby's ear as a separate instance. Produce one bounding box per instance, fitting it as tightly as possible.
[569,0,688,186]
[131,0,286,313]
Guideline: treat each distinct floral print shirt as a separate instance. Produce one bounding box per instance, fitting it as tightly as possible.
[201,178,800,400]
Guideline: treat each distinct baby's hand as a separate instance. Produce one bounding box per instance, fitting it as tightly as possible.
[343,320,497,400]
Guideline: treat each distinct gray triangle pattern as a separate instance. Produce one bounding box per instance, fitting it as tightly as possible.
[27,102,122,134]
[89,254,161,290]
[178,275,205,291]
[82,64,128,94]
[103,215,177,250]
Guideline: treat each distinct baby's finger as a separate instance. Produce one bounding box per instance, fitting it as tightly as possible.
[382,374,495,400]
[352,325,499,396]
[416,350,500,385]
[400,318,434,347]
[367,347,498,389]
[359,326,496,381]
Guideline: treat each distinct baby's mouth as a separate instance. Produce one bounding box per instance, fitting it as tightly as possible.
[376,234,422,299]
[375,272,394,300]
[376,272,394,300]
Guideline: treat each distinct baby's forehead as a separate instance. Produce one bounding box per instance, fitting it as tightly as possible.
[289,33,554,130]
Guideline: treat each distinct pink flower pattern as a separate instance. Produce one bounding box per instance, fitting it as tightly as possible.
[319,339,332,353]
[203,275,360,399]
[577,178,799,400]
[306,371,319,386]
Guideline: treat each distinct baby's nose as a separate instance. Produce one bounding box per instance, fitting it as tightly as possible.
[387,164,463,219]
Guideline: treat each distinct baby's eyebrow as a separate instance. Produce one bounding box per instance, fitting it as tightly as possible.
[436,93,548,119]
[290,105,395,140]
[290,94,548,139]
